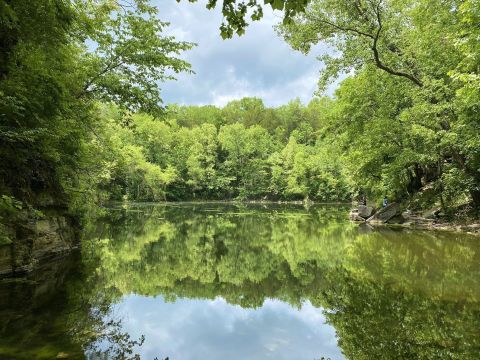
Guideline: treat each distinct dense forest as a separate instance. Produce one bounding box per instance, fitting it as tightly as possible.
[1,0,480,245]
[81,99,351,203]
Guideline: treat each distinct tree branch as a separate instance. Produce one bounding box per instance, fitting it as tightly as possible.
[314,16,375,39]
[77,45,131,99]
[370,1,423,87]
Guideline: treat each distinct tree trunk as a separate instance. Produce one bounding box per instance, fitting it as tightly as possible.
[469,189,480,210]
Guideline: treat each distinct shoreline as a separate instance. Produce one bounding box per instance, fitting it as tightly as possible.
[106,199,352,206]
[110,200,480,235]
[365,221,480,235]
[350,202,480,235]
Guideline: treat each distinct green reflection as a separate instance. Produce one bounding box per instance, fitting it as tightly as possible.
[88,204,480,358]
[1,203,479,359]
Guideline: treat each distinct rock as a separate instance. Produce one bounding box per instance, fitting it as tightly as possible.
[0,212,79,278]
[401,210,412,220]
[367,203,401,224]
[358,205,374,218]
[387,215,405,224]
[351,214,366,222]
[56,352,70,359]
[460,224,480,233]
[422,207,441,219]
[349,209,365,222]
[0,245,13,276]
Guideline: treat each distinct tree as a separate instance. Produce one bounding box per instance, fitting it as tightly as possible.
[184,0,312,38]
[218,123,273,198]
[77,0,194,115]
[279,0,480,209]
[0,0,193,219]
[186,124,221,197]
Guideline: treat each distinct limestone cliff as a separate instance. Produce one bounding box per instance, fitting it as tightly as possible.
[0,212,79,277]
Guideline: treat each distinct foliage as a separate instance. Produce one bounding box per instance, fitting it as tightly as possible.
[279,0,480,211]
[2,0,479,250]
[0,0,192,226]
[80,100,352,202]
[183,0,311,38]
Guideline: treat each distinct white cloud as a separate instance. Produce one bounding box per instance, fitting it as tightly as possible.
[115,295,345,360]
[153,0,328,106]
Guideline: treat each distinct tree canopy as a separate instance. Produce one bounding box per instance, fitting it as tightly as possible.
[1,0,480,247]
[277,0,480,211]
[183,0,311,38]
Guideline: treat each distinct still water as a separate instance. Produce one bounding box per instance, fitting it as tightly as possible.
[1,203,479,359]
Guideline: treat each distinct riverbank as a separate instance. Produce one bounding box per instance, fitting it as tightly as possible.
[0,209,79,278]
[112,199,480,235]
[349,202,480,235]
[366,220,480,235]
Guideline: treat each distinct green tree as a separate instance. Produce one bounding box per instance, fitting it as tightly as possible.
[279,0,480,209]
[218,123,273,198]
[0,0,193,229]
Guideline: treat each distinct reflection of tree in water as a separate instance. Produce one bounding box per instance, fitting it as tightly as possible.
[66,285,145,359]
[0,254,145,359]
[86,203,480,359]
[322,269,480,360]
[62,244,148,359]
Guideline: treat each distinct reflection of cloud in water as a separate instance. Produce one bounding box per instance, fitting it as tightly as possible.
[115,295,344,360]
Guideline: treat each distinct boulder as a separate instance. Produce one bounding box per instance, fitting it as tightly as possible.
[387,215,406,224]
[348,209,365,222]
[358,205,374,218]
[351,214,366,222]
[367,203,401,224]
[349,209,365,222]
[422,207,441,219]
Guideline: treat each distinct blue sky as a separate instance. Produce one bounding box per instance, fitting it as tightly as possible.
[154,0,328,107]
[112,295,345,360]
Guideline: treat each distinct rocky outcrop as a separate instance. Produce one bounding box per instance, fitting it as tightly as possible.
[0,213,79,277]
[350,202,403,224]
[366,203,401,224]
[358,205,374,218]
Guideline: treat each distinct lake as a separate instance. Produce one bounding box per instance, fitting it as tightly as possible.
[0,203,479,359]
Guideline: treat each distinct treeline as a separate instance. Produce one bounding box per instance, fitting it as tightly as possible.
[1,0,480,238]
[277,0,480,215]
[81,99,351,202]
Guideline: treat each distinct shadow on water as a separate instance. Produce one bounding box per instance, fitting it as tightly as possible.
[1,203,479,359]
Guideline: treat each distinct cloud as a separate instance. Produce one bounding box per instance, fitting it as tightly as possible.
[153,0,327,106]
[116,295,345,360]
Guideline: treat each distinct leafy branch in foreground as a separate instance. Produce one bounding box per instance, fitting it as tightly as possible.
[181,0,310,38]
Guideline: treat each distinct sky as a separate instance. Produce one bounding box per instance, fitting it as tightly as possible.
[112,295,344,360]
[154,0,329,107]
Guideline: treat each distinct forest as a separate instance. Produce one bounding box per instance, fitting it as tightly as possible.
[1,0,480,244]
[1,1,480,358]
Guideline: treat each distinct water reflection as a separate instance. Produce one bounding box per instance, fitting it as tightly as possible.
[0,203,479,359]
[116,296,341,359]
